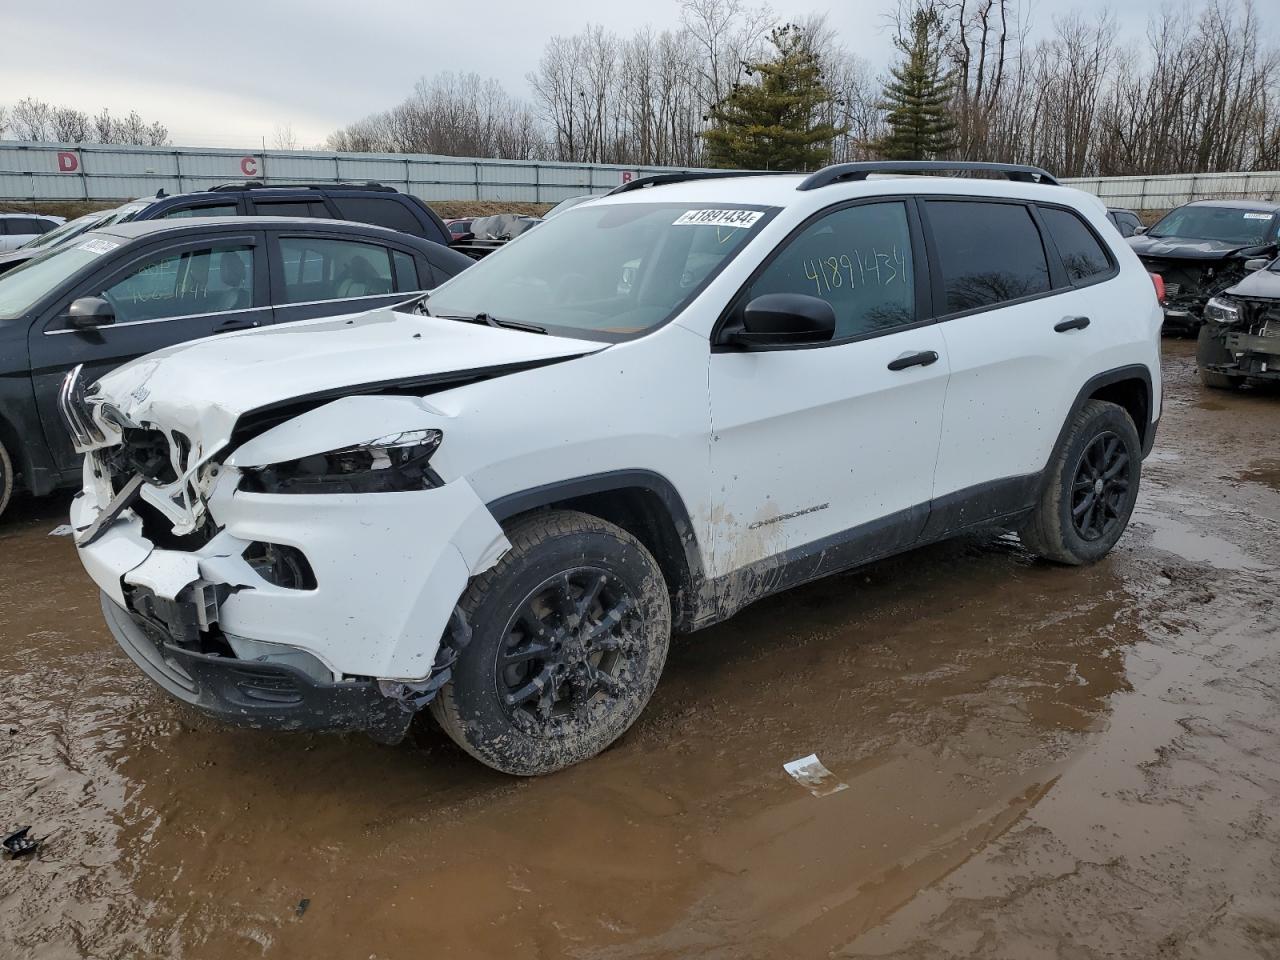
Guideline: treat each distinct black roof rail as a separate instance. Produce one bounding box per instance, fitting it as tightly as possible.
[797,161,1059,191]
[606,170,777,195]
[205,181,394,193]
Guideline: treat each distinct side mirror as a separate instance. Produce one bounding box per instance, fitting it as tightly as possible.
[67,296,115,329]
[728,293,836,348]
[1133,225,1147,235]
[1244,258,1270,272]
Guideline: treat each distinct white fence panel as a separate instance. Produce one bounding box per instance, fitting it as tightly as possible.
[3,140,1276,210]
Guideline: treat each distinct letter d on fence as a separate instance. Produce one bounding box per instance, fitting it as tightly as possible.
[57,151,79,173]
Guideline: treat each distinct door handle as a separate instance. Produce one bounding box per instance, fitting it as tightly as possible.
[215,318,261,332]
[1054,315,1091,332]
[887,350,940,371]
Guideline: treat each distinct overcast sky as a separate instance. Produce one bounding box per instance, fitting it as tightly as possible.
[0,0,1237,150]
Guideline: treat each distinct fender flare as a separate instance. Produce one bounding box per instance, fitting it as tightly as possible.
[487,469,707,627]
[1045,364,1156,479]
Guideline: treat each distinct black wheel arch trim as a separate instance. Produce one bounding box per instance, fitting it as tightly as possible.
[486,468,706,629]
[1051,364,1157,473]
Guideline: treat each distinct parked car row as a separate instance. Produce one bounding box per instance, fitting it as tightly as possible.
[0,213,65,251]
[0,213,473,517]
[1126,199,1280,333]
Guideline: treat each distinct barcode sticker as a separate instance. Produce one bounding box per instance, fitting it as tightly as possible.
[673,209,763,228]
[77,238,119,254]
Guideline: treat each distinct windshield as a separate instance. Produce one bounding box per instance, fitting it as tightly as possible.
[0,234,121,319]
[544,195,593,219]
[1148,205,1277,245]
[99,200,149,226]
[18,211,110,251]
[426,202,774,340]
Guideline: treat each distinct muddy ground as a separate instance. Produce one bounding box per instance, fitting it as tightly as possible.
[1,340,1278,960]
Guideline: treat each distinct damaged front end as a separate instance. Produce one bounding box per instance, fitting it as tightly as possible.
[1201,290,1280,383]
[1138,255,1250,332]
[61,364,510,742]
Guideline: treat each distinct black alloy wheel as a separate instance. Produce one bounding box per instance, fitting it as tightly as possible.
[1070,431,1131,542]
[497,567,641,736]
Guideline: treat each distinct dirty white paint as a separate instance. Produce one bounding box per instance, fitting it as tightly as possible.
[69,172,1162,689]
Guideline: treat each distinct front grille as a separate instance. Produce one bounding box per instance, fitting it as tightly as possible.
[1232,297,1280,337]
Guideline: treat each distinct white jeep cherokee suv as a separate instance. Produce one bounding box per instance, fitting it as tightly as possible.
[65,162,1161,775]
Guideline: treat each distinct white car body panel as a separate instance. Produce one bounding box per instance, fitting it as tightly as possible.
[932,206,1163,499]
[708,325,949,577]
[67,171,1162,709]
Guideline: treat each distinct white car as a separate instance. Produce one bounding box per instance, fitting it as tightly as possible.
[64,162,1162,775]
[0,213,64,251]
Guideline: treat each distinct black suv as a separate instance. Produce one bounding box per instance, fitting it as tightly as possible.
[0,216,472,516]
[132,182,451,246]
[0,184,455,279]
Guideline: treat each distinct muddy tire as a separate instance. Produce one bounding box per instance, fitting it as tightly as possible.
[1196,325,1244,390]
[0,440,12,520]
[430,509,670,775]
[1019,400,1142,566]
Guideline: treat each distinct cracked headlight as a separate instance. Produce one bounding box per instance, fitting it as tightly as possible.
[1204,296,1241,324]
[240,429,443,494]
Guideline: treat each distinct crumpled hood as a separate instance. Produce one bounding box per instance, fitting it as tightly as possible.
[90,305,607,460]
[1224,264,1280,300]
[1128,234,1258,261]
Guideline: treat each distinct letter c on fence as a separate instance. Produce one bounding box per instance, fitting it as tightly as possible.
[57,151,79,173]
[240,156,258,177]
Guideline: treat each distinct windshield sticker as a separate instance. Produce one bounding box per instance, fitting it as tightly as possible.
[1242,213,1271,220]
[77,238,120,255]
[673,209,763,229]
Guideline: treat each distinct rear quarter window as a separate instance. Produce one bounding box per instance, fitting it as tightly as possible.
[332,197,424,238]
[1039,207,1113,284]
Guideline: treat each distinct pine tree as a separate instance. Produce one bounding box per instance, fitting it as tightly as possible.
[876,8,957,160]
[702,25,848,171]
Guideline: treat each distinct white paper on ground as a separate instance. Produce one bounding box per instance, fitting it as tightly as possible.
[48,525,74,537]
[783,753,848,797]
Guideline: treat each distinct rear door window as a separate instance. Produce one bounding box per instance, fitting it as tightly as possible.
[278,236,396,303]
[251,200,332,219]
[925,201,1051,313]
[159,203,239,219]
[332,196,423,236]
[1039,207,1113,284]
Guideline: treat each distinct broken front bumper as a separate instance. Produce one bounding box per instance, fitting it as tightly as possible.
[1221,330,1280,380]
[74,464,508,718]
[100,591,413,739]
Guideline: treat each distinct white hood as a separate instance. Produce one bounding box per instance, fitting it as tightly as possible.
[90,306,606,456]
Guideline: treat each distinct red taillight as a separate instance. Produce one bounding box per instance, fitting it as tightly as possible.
[1149,272,1166,303]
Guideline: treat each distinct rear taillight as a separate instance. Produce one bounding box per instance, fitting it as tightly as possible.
[1149,272,1166,303]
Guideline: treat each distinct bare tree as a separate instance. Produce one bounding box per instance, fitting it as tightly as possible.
[50,106,92,143]
[11,97,52,141]
[93,108,114,144]
[329,0,1280,176]
[272,122,299,150]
